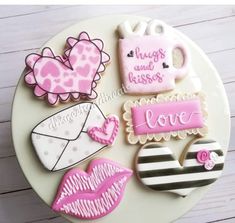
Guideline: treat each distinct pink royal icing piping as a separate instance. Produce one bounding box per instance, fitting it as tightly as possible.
[119,35,190,94]
[131,99,204,135]
[24,32,110,105]
[196,150,219,171]
[88,115,119,145]
[52,158,133,220]
[196,149,210,164]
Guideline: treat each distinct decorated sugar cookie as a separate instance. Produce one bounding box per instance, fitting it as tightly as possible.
[117,20,190,95]
[135,139,224,197]
[123,92,208,144]
[24,32,110,105]
[52,158,133,220]
[31,102,119,171]
[88,115,119,145]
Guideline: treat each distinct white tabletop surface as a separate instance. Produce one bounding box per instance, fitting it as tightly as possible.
[0,5,235,223]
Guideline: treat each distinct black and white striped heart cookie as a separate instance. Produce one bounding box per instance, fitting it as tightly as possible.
[136,139,225,196]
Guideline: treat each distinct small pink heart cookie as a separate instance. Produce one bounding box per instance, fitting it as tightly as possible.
[24,32,110,106]
[117,20,190,95]
[88,115,119,145]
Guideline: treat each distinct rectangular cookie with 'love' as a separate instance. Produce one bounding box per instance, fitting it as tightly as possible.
[123,92,208,144]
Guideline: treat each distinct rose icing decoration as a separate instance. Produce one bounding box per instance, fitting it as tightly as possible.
[24,32,110,105]
[135,139,224,197]
[52,158,133,220]
[197,149,210,163]
[197,150,219,170]
[88,115,119,145]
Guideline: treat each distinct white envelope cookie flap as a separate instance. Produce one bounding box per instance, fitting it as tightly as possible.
[31,102,119,171]
[83,103,106,131]
[32,103,92,140]
[31,133,68,170]
[52,133,106,171]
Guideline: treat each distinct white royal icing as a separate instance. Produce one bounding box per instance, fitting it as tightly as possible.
[31,102,111,171]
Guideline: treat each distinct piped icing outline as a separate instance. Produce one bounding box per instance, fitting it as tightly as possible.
[52,158,133,219]
[135,138,224,197]
[123,92,208,144]
[88,115,119,145]
[117,20,191,95]
[31,102,118,172]
[24,31,110,106]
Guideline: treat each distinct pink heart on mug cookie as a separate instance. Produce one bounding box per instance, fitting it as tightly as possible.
[88,115,119,145]
[24,32,110,105]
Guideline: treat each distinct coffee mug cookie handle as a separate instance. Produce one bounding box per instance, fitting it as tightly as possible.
[146,20,167,36]
[171,42,190,79]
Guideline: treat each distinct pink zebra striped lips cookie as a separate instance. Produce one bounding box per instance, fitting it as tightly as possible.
[24,31,110,106]
[52,158,133,220]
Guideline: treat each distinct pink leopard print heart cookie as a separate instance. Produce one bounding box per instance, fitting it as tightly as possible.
[24,32,110,105]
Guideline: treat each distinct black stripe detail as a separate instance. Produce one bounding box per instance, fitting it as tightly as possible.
[194,140,216,144]
[138,154,174,163]
[143,144,164,149]
[185,150,223,159]
[147,179,218,190]
[138,164,224,178]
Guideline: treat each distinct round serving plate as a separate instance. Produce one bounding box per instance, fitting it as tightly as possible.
[11,15,230,223]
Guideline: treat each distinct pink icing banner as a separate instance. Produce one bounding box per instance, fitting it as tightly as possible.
[131,99,204,135]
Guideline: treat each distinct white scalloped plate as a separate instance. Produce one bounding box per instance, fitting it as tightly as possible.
[11,15,230,223]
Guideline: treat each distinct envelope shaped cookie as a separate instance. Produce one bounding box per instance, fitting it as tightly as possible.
[31,102,119,171]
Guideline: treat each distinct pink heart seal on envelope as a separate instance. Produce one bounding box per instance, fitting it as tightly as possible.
[88,115,119,145]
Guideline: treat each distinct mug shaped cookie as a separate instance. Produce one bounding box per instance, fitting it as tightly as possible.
[118,20,190,94]
[31,102,119,171]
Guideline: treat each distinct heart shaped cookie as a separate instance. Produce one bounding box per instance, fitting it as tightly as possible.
[135,138,224,196]
[88,115,119,145]
[25,32,110,105]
